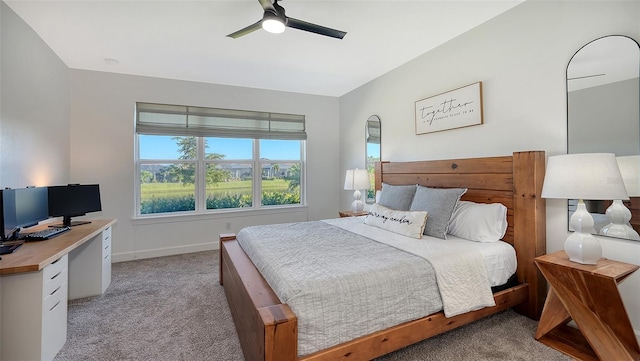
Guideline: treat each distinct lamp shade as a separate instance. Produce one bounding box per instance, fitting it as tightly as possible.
[344,169,370,190]
[616,155,640,197]
[541,153,628,200]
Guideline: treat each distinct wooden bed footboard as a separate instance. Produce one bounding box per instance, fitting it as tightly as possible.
[220,234,297,361]
[219,151,547,361]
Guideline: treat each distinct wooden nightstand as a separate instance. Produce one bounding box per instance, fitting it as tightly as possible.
[338,210,368,218]
[534,250,640,361]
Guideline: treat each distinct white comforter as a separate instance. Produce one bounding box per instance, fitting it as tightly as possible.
[325,216,498,317]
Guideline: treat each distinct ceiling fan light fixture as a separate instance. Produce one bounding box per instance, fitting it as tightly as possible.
[262,12,285,34]
[228,0,346,39]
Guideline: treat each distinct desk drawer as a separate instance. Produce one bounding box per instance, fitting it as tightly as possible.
[102,227,111,255]
[44,267,67,299]
[44,278,67,314]
[102,237,111,256]
[43,254,68,280]
[102,226,112,244]
[43,281,68,361]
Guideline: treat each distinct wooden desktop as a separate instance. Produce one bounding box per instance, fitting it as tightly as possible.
[0,218,116,361]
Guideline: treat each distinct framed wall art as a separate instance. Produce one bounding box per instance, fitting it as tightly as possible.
[415,82,483,134]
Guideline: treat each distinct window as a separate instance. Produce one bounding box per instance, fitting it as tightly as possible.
[136,103,305,216]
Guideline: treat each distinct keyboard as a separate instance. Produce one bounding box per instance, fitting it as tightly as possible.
[23,226,71,241]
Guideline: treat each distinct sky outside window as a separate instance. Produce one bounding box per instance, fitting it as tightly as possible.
[367,143,380,159]
[140,135,300,160]
[206,137,252,159]
[260,139,300,160]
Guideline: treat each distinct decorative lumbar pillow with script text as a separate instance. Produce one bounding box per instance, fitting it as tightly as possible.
[365,203,428,239]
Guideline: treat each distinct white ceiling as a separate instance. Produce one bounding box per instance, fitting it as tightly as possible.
[5,0,525,97]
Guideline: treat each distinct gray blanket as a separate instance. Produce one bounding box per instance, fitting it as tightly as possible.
[236,221,443,356]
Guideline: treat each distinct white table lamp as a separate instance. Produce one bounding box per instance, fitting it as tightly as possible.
[600,155,640,240]
[344,169,370,213]
[542,153,628,265]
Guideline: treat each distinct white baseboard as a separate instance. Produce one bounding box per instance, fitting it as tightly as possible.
[111,242,218,263]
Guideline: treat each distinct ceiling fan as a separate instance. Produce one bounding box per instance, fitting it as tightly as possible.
[227,0,346,40]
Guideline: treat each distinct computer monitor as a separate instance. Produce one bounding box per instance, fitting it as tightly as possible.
[48,184,102,227]
[0,187,50,241]
[15,187,50,229]
[0,189,18,241]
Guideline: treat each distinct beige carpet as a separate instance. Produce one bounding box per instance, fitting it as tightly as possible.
[54,251,570,361]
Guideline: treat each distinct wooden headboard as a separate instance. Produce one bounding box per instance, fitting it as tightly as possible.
[374,151,547,319]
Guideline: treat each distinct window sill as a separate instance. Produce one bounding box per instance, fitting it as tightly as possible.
[131,205,308,226]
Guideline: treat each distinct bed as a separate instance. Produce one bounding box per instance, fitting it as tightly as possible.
[219,150,547,361]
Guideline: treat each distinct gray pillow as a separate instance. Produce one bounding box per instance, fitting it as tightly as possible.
[378,183,417,211]
[410,185,467,239]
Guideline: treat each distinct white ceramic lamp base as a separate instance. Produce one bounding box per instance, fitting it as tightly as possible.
[599,199,640,241]
[351,189,364,213]
[566,200,601,265]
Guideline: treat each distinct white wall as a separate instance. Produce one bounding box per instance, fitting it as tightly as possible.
[1,2,4,355]
[0,2,70,189]
[69,70,340,261]
[1,1,3,188]
[1,2,71,354]
[340,0,640,338]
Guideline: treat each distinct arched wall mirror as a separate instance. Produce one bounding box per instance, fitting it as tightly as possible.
[567,35,640,241]
[365,115,381,203]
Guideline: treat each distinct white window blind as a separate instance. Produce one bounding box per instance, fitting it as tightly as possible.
[136,102,307,140]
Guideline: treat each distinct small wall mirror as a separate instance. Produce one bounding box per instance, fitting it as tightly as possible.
[365,115,381,203]
[567,35,640,241]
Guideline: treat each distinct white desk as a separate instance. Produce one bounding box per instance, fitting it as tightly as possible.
[0,219,116,361]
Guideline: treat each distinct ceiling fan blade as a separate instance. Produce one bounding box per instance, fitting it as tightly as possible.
[286,17,346,39]
[258,0,276,12]
[227,20,263,39]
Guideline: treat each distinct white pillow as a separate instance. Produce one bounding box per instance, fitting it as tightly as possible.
[365,203,428,239]
[448,201,508,242]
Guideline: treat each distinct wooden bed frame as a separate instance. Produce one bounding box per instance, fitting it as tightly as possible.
[219,150,547,361]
